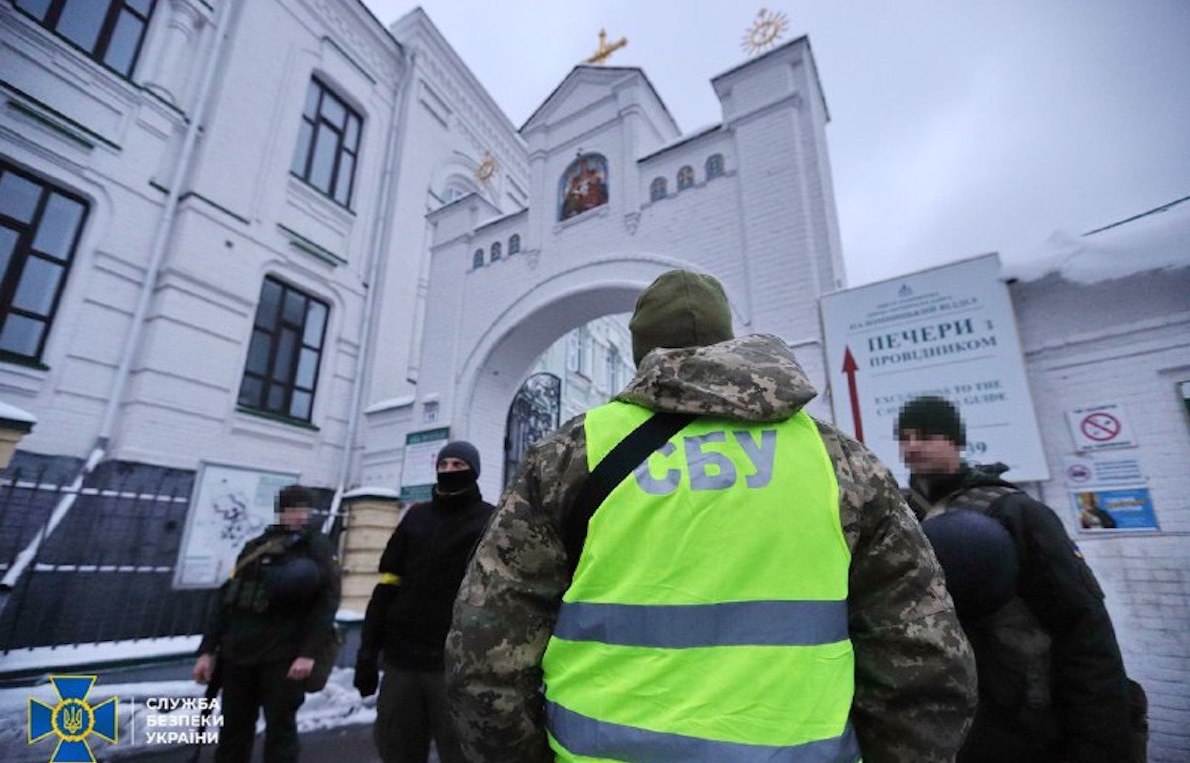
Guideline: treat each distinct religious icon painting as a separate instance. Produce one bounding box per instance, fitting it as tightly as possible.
[559,153,609,221]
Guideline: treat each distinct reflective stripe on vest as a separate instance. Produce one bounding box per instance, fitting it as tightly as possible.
[543,402,856,762]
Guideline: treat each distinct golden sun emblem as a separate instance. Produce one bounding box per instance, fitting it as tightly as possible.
[742,8,789,56]
[475,153,498,183]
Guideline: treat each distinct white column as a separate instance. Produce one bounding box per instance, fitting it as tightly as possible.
[143,0,206,108]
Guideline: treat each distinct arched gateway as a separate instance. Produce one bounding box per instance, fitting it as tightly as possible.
[360,38,846,500]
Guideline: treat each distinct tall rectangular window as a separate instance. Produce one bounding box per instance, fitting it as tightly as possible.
[291,78,362,207]
[238,277,329,423]
[606,346,621,391]
[0,161,88,364]
[15,0,157,78]
[577,326,592,378]
[566,332,580,373]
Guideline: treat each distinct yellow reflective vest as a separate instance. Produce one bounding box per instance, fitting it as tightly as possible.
[542,401,859,762]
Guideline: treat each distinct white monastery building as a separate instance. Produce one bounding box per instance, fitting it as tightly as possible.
[0,1,1186,758]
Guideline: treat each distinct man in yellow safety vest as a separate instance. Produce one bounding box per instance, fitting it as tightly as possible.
[446,269,977,762]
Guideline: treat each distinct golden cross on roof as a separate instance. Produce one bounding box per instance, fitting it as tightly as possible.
[584,28,627,65]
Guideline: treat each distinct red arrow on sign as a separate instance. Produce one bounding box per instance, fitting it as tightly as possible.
[842,347,864,444]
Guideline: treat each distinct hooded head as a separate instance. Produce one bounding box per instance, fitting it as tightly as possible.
[437,440,480,476]
[629,270,733,365]
[436,440,481,495]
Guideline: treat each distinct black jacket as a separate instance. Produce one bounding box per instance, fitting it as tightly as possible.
[199,525,340,665]
[360,483,492,670]
[908,463,1132,763]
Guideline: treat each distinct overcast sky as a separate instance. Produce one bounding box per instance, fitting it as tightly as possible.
[361,0,1190,286]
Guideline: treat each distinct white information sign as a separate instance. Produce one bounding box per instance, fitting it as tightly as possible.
[820,253,1049,483]
[1065,403,1137,452]
[173,463,298,589]
[400,427,450,503]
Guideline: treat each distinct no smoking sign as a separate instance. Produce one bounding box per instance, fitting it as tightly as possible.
[1080,412,1121,442]
[1066,404,1136,452]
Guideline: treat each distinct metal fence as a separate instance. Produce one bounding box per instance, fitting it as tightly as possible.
[0,452,337,653]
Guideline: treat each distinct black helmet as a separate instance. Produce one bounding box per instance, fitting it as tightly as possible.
[264,556,322,605]
[922,509,1018,619]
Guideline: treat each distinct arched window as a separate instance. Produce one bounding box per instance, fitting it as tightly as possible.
[649,177,667,202]
[559,153,609,221]
[491,241,502,261]
[473,248,484,269]
[508,234,521,255]
[706,153,725,180]
[677,165,695,191]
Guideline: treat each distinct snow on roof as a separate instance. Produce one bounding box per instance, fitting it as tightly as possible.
[1006,196,1190,284]
[0,401,36,428]
[342,486,399,500]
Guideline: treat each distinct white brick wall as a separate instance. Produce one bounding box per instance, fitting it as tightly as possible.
[2,0,405,489]
[1014,268,1190,761]
[378,37,843,499]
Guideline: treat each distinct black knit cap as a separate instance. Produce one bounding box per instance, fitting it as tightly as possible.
[277,484,313,509]
[895,395,966,446]
[437,440,480,477]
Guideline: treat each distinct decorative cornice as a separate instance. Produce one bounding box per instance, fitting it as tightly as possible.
[2,81,120,150]
[413,46,528,186]
[278,223,347,267]
[306,0,402,89]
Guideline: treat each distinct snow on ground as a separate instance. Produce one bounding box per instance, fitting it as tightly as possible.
[1,667,373,762]
[0,636,202,673]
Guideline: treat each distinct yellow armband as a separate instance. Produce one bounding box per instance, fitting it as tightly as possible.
[378,573,402,586]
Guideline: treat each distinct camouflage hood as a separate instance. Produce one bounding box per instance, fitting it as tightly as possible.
[615,334,816,423]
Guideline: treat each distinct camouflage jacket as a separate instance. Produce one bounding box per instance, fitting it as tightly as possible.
[446,335,977,762]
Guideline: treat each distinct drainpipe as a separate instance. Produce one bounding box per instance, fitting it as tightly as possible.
[323,48,414,534]
[0,1,235,596]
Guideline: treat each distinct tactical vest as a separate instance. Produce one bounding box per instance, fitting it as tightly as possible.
[223,533,298,614]
[935,485,1056,722]
[542,401,859,762]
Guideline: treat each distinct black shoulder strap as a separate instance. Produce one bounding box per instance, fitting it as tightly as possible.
[563,411,696,574]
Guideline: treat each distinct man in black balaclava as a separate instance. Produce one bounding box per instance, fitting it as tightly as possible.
[355,441,493,763]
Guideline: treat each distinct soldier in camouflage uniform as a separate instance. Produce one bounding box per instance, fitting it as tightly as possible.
[896,396,1134,763]
[446,270,977,762]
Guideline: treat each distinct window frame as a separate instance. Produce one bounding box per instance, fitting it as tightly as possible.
[490,241,502,262]
[508,234,521,255]
[236,276,329,424]
[577,326,592,378]
[14,0,157,79]
[566,332,580,373]
[0,160,90,365]
[677,165,695,191]
[706,153,725,180]
[290,77,363,209]
[606,346,621,391]
[472,248,485,269]
[649,176,667,202]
